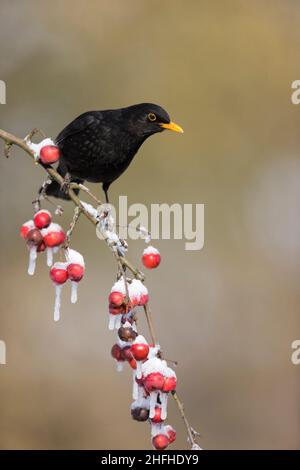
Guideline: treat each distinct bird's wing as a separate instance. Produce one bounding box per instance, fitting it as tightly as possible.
[55,112,100,145]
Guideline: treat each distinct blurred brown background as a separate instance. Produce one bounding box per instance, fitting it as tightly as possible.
[1,0,300,450]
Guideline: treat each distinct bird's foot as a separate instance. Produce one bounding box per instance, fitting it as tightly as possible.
[60,173,72,194]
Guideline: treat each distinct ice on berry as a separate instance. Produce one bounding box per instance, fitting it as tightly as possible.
[143,246,160,256]
[65,248,85,267]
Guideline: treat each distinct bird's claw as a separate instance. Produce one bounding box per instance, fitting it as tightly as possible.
[60,173,72,194]
[60,181,70,193]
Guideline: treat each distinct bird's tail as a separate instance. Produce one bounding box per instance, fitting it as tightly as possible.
[41,163,84,200]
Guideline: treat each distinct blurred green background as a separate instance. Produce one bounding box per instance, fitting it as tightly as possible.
[1,0,300,450]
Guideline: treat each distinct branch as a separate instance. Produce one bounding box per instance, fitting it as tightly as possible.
[0,127,200,449]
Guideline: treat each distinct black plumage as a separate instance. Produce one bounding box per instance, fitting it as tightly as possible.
[44,103,183,202]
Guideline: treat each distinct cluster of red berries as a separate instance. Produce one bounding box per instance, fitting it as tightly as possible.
[20,195,176,449]
[108,279,149,330]
[20,209,85,321]
[20,210,65,275]
[50,249,85,321]
[109,248,177,450]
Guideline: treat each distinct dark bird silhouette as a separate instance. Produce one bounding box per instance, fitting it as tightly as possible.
[44,103,183,202]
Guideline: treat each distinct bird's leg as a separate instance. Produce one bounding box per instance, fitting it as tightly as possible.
[60,172,72,194]
[102,182,110,204]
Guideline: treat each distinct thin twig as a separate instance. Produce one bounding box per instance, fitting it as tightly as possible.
[64,206,82,248]
[115,252,130,305]
[143,304,157,346]
[25,127,47,141]
[172,391,199,447]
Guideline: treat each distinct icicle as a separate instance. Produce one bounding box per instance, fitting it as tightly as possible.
[116,361,124,372]
[28,246,37,276]
[136,361,143,379]
[47,247,53,267]
[149,391,158,418]
[108,314,115,330]
[160,392,168,420]
[71,281,78,304]
[137,385,144,403]
[108,314,122,330]
[54,284,63,322]
[115,314,122,330]
[133,383,145,402]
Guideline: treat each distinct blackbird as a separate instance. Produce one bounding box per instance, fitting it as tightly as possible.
[43,103,183,202]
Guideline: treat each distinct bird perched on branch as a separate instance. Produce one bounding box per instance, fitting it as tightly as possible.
[44,103,183,203]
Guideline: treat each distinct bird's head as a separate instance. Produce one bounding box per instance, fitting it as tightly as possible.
[123,103,184,138]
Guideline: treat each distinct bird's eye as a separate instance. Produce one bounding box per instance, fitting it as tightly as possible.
[148,113,157,122]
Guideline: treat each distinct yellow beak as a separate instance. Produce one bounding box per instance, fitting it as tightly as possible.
[160,121,184,133]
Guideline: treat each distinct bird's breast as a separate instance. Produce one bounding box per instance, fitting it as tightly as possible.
[59,127,141,183]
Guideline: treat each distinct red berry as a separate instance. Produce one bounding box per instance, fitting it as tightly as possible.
[37,241,46,253]
[131,294,148,307]
[121,346,134,362]
[131,407,149,422]
[118,325,137,342]
[33,210,51,229]
[43,230,65,247]
[142,251,161,269]
[128,357,137,370]
[130,296,139,307]
[165,426,176,444]
[109,291,125,306]
[130,343,149,361]
[50,266,68,284]
[26,228,43,246]
[144,372,165,392]
[151,406,163,423]
[152,434,169,450]
[109,304,126,315]
[39,145,60,164]
[162,376,177,392]
[67,263,84,282]
[139,293,149,306]
[111,344,124,361]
